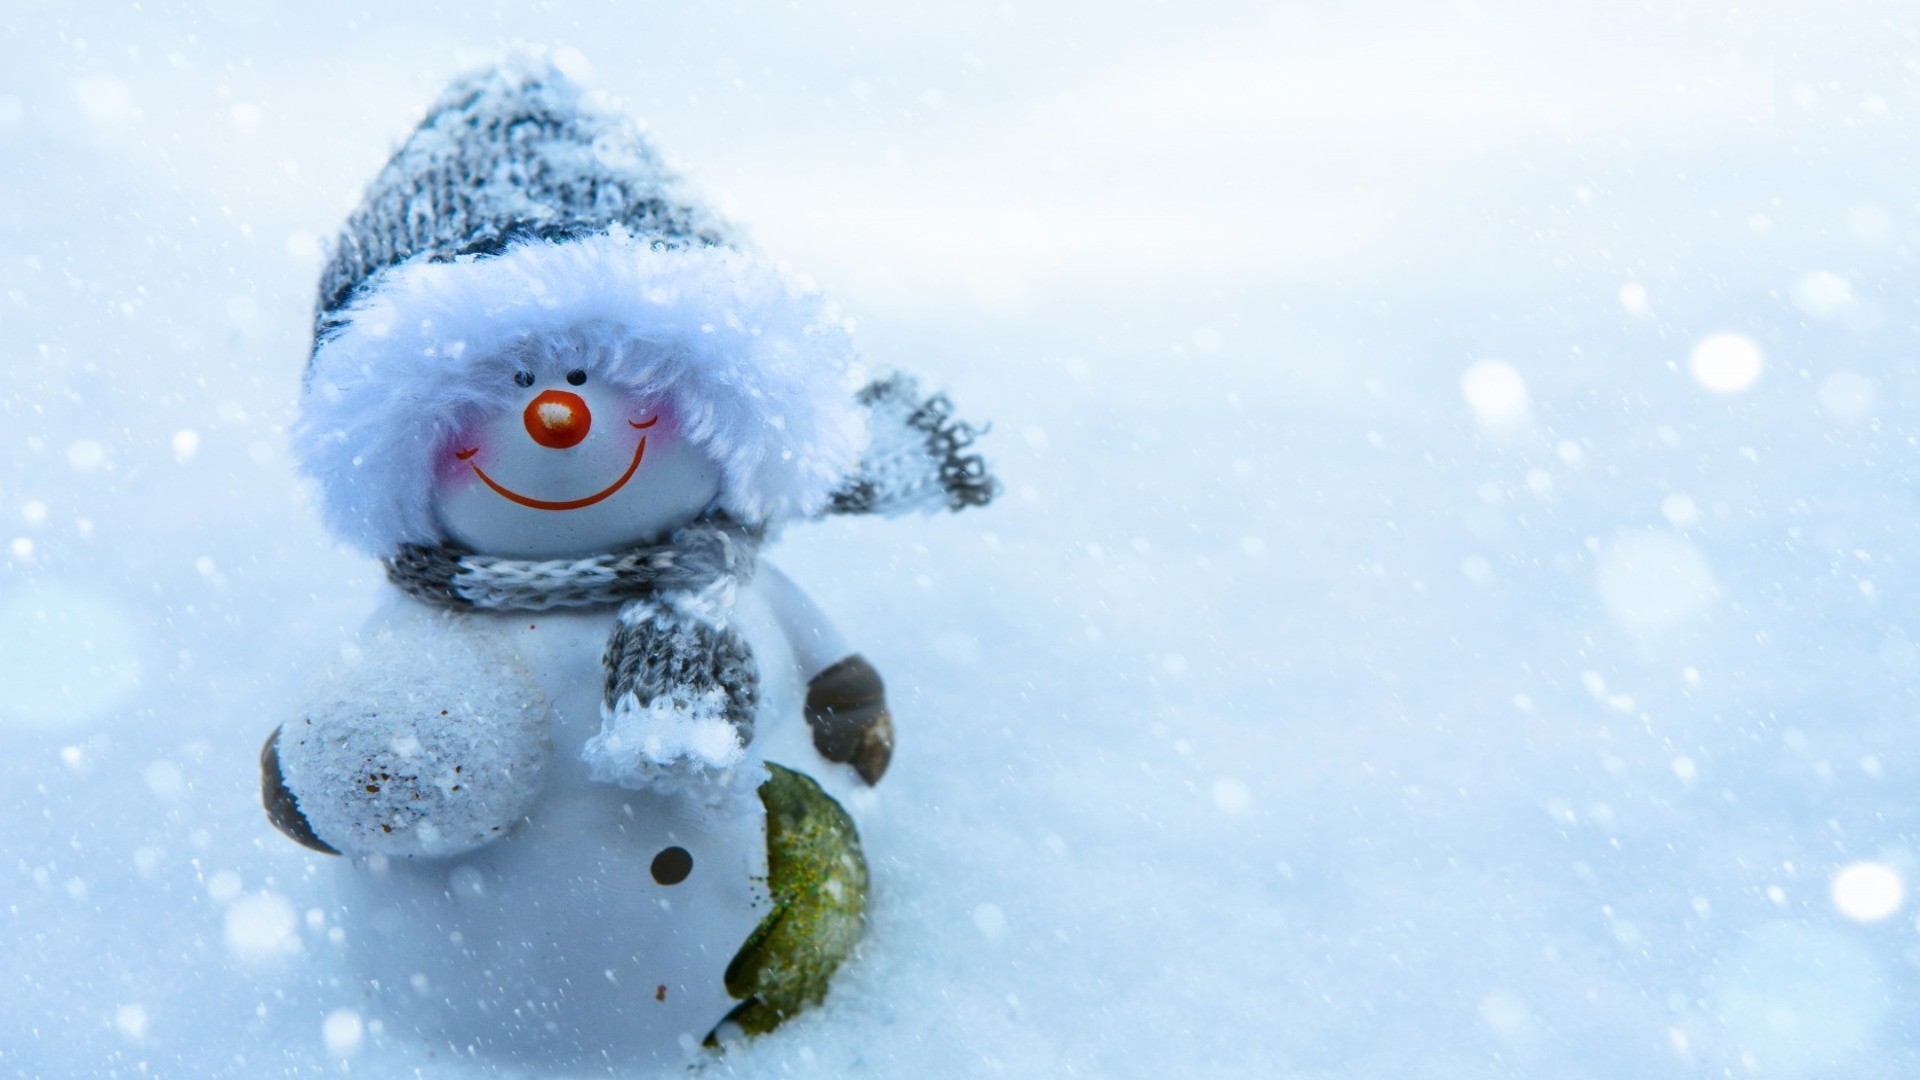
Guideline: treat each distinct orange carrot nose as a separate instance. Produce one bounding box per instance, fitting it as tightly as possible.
[523,389,592,449]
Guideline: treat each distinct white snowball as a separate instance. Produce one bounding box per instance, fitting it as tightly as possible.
[0,582,141,729]
[73,74,133,124]
[202,0,274,26]
[1595,531,1717,633]
[591,129,643,170]
[114,1003,148,1041]
[322,1008,365,1057]
[284,231,321,261]
[1212,778,1252,814]
[279,606,553,857]
[448,865,486,899]
[144,760,183,800]
[1659,494,1698,527]
[225,892,300,961]
[1818,371,1876,420]
[1477,991,1533,1039]
[205,869,242,903]
[1713,923,1887,1073]
[1461,361,1530,428]
[1831,862,1904,922]
[1847,203,1893,242]
[1790,270,1855,319]
[1879,637,1919,674]
[1618,282,1651,317]
[66,440,106,470]
[933,630,982,665]
[972,902,1008,939]
[1689,333,1764,393]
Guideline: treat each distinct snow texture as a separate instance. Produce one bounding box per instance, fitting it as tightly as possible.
[12,4,1920,1079]
[278,604,552,856]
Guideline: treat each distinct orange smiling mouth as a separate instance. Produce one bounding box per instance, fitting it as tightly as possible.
[456,417,658,512]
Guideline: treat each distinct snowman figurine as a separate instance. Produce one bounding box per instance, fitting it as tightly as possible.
[259,53,993,1069]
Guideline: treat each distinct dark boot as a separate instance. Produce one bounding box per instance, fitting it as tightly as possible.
[260,727,338,855]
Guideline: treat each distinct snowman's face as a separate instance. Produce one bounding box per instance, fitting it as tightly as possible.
[431,363,723,558]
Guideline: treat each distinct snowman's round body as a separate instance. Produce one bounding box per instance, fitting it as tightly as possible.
[334,582,828,1067]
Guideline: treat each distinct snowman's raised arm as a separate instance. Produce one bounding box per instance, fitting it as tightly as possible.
[826,373,998,519]
[764,371,998,787]
[758,562,852,682]
[759,562,894,785]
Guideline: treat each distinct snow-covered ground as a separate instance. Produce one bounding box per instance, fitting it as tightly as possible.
[6,2,1920,1076]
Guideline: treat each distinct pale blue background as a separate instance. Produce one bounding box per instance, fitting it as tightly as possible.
[3,2,1919,1075]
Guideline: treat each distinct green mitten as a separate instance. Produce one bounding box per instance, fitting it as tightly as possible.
[717,764,869,1037]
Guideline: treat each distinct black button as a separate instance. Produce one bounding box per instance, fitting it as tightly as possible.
[651,846,693,885]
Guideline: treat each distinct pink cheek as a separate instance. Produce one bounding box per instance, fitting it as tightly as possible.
[434,440,485,489]
[629,403,680,446]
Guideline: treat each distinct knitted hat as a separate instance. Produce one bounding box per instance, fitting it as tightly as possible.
[295,50,864,557]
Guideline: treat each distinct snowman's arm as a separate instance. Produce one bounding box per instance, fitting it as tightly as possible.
[758,562,851,681]
[759,563,894,785]
[261,727,338,854]
[259,601,554,857]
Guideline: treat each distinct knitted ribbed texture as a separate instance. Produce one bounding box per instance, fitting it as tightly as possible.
[313,51,729,350]
[387,524,760,612]
[832,373,999,516]
[600,581,760,763]
[385,518,764,796]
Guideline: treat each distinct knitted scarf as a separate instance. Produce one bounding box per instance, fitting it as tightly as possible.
[381,374,993,801]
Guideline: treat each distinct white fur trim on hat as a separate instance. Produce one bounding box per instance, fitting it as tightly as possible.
[295,230,866,556]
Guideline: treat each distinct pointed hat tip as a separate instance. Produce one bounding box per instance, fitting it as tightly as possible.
[434,44,598,114]
[492,43,596,86]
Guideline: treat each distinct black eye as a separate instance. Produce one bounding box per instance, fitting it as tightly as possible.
[566,369,587,386]
[650,846,692,885]
[513,370,535,388]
